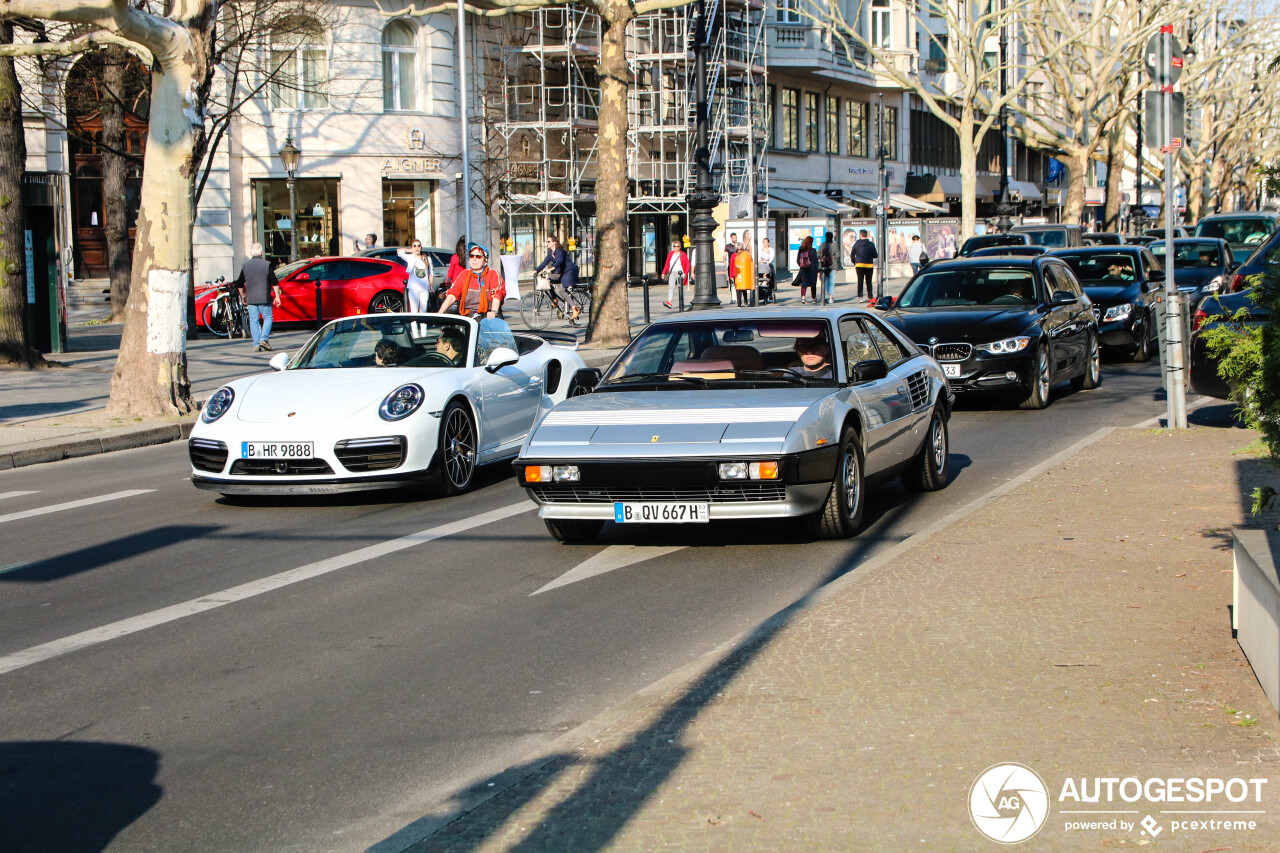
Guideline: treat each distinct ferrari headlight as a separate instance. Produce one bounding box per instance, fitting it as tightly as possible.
[1102,302,1133,322]
[976,336,1030,355]
[202,387,234,423]
[379,384,425,421]
[718,461,779,480]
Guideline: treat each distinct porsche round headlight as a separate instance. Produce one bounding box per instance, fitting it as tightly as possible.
[380,384,425,421]
[202,387,235,423]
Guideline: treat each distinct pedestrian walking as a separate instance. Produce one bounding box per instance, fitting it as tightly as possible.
[232,242,281,352]
[906,234,927,276]
[438,242,506,320]
[725,232,738,290]
[662,239,690,309]
[733,241,755,307]
[796,235,819,302]
[819,231,836,304]
[397,239,433,312]
[850,229,878,299]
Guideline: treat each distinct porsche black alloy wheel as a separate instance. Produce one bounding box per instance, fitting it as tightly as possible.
[807,427,865,539]
[424,400,476,497]
[903,404,950,492]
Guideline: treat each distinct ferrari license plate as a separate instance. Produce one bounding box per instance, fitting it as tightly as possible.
[241,441,314,459]
[941,363,961,378]
[614,502,710,523]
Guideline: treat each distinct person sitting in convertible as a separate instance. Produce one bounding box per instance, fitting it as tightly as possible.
[374,339,403,366]
[435,325,466,366]
[793,334,833,379]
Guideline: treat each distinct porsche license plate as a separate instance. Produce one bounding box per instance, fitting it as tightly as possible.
[614,502,710,523]
[241,441,314,460]
[941,363,961,378]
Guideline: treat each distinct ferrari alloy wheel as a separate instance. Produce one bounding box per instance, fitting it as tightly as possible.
[1073,331,1102,391]
[807,427,865,539]
[903,403,950,492]
[369,291,405,314]
[425,401,477,497]
[1018,345,1052,410]
[544,518,604,543]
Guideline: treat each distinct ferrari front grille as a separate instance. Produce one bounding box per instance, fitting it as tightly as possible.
[529,484,787,503]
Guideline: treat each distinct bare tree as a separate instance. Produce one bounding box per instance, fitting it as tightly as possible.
[0,18,35,365]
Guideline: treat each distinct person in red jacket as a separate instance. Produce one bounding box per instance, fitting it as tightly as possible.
[444,236,466,287]
[662,239,691,309]
[438,242,506,319]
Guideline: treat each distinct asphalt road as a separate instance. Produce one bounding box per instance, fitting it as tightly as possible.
[0,359,1225,852]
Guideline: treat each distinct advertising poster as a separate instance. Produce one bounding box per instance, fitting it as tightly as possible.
[887,221,923,264]
[513,226,537,274]
[786,219,830,267]
[925,219,960,260]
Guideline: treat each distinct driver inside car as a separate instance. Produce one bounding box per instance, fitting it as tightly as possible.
[435,326,466,365]
[793,335,834,379]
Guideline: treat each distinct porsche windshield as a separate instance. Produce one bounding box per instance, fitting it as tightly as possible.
[290,315,472,369]
[898,268,1040,307]
[601,319,838,386]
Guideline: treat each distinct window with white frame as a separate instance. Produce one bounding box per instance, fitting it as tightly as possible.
[871,0,892,48]
[270,17,329,110]
[778,0,802,24]
[383,21,417,112]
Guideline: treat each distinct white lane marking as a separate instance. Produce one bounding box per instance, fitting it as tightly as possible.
[0,501,536,676]
[532,545,687,595]
[0,491,39,501]
[0,490,154,525]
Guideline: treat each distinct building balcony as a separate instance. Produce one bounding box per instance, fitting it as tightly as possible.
[766,24,869,80]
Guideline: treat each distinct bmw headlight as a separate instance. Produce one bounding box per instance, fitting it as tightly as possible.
[379,384,425,421]
[976,336,1030,355]
[1102,302,1133,322]
[202,387,235,423]
[1205,276,1223,293]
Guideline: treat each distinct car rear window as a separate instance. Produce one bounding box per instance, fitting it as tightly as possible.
[1194,217,1276,246]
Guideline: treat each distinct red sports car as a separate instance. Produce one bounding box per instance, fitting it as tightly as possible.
[197,256,408,330]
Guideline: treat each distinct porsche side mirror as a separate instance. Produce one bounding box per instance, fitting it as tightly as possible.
[485,347,520,373]
[874,295,895,310]
[851,359,888,382]
[269,352,290,371]
[569,366,602,392]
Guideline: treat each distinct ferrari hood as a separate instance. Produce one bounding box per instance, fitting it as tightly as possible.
[233,369,441,424]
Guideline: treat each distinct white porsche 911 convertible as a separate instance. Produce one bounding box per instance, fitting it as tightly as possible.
[188,314,587,496]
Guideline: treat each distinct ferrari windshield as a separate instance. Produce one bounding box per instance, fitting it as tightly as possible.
[898,268,1040,307]
[602,319,839,387]
[289,315,473,369]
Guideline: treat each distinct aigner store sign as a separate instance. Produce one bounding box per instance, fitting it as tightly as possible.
[381,127,445,176]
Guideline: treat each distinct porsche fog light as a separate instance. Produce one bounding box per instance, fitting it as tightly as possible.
[719,462,749,480]
[379,384,425,421]
[977,336,1030,355]
[525,465,553,482]
[553,465,580,482]
[202,387,235,423]
[1102,302,1133,322]
[750,461,780,480]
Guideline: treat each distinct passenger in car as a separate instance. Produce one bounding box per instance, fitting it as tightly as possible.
[793,335,833,379]
[374,340,404,366]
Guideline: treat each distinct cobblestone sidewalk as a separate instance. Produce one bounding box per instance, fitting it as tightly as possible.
[410,427,1280,852]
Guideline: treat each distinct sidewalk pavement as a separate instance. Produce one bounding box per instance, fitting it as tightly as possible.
[0,278,909,470]
[400,426,1280,853]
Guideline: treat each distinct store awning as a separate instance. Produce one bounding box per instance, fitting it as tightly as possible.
[765,192,806,215]
[890,193,948,214]
[905,174,1001,203]
[768,187,857,215]
[1009,180,1044,201]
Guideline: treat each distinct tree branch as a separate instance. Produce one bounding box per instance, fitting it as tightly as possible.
[0,28,151,63]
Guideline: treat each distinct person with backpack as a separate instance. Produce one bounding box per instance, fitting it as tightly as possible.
[818,231,836,304]
[797,235,819,302]
[662,239,690,309]
[850,229,878,299]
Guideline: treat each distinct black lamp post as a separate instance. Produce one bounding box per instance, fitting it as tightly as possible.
[993,4,1015,234]
[688,0,721,310]
[278,136,301,263]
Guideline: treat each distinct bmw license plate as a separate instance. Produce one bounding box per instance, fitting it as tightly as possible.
[941,363,961,378]
[241,441,314,459]
[614,502,709,523]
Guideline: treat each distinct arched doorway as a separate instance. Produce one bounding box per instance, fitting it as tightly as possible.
[65,50,149,279]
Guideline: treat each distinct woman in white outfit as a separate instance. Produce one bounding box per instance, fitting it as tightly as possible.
[397,239,433,312]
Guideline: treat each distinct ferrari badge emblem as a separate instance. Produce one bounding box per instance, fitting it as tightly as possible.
[651,435,660,443]
[287,412,296,418]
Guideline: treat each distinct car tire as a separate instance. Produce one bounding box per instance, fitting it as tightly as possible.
[902,404,950,492]
[369,290,405,314]
[1072,331,1102,391]
[1132,314,1154,362]
[423,400,477,497]
[806,427,865,540]
[1017,344,1052,410]
[544,518,604,543]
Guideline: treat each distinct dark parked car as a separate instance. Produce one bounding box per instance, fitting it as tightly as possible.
[958,234,1030,256]
[876,256,1101,409]
[1010,224,1086,249]
[1189,287,1271,400]
[1193,212,1280,264]
[967,245,1048,258]
[1148,238,1234,302]
[1224,228,1280,293]
[1126,234,1158,246]
[1051,246,1164,362]
[1085,232,1125,245]
[1145,227,1190,240]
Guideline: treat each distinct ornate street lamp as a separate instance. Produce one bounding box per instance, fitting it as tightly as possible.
[993,3,1016,234]
[278,136,301,263]
[687,0,721,311]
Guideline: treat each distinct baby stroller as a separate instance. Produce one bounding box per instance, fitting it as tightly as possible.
[757,265,776,304]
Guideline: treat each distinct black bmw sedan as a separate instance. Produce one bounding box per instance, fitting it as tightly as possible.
[877,256,1101,409]
[1051,246,1164,362]
[1149,238,1234,303]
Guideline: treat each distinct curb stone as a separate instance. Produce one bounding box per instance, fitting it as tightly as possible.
[0,420,196,471]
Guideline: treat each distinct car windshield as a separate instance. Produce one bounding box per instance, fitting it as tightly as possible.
[1150,241,1224,267]
[289,315,472,369]
[1194,217,1276,246]
[898,268,1040,307]
[1018,230,1069,247]
[960,235,1023,255]
[601,319,839,387]
[1059,254,1136,284]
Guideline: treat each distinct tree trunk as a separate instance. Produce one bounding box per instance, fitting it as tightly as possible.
[957,107,977,241]
[584,5,631,349]
[0,20,35,365]
[1061,148,1089,225]
[102,46,132,321]
[106,44,203,417]
[1102,121,1125,232]
[1185,151,1205,225]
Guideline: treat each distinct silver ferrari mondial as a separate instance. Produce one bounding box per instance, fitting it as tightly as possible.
[515,306,954,542]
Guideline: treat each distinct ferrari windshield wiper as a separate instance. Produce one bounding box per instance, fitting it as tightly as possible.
[601,373,710,388]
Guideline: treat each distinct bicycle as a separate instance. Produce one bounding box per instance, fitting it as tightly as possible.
[520,279,592,331]
[200,277,249,339]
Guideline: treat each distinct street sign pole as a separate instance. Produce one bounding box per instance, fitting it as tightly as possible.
[1160,25,1187,429]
